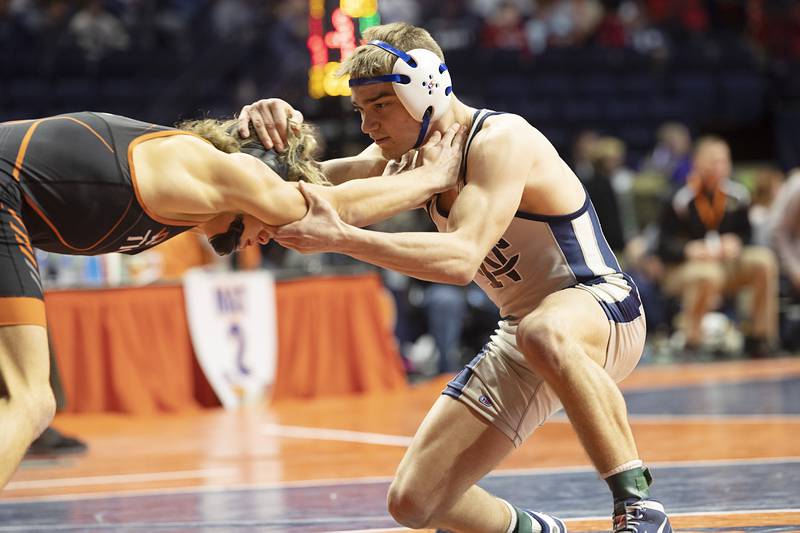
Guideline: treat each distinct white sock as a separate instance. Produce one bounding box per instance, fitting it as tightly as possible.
[501,499,545,533]
[500,498,517,533]
[601,459,643,479]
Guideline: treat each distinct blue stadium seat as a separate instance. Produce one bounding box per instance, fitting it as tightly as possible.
[486,74,532,99]
[646,97,687,121]
[528,74,574,97]
[563,99,603,122]
[604,98,645,121]
[520,100,556,123]
[7,79,50,111]
[672,74,716,120]
[55,79,99,111]
[98,79,151,119]
[618,124,654,152]
[718,72,766,124]
[577,74,619,95]
[618,73,660,97]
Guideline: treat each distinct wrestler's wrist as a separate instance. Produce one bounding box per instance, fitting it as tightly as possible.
[335,224,361,254]
[417,166,448,193]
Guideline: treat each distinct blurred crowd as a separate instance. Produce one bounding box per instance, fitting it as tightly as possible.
[5,0,800,380]
[3,0,799,61]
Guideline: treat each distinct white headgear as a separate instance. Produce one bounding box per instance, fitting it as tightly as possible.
[349,40,453,147]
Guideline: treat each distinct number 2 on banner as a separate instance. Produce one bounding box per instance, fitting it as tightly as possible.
[229,322,250,375]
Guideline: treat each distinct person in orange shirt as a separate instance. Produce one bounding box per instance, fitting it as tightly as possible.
[0,110,465,488]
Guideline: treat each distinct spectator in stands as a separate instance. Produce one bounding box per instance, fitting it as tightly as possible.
[624,226,668,334]
[531,0,604,49]
[640,122,692,188]
[766,168,800,349]
[596,0,668,58]
[757,1,800,60]
[427,0,482,53]
[647,0,708,38]
[767,168,800,287]
[69,0,130,61]
[585,136,635,254]
[33,0,73,63]
[571,129,598,183]
[211,0,257,44]
[656,136,779,357]
[379,0,421,26]
[0,0,30,48]
[480,1,528,54]
[470,0,532,20]
[749,167,785,247]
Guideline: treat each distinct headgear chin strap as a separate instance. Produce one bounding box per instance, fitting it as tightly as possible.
[349,40,453,148]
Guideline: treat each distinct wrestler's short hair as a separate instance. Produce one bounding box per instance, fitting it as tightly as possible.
[337,22,444,80]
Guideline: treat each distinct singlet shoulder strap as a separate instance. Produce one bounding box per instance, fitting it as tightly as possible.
[460,109,504,186]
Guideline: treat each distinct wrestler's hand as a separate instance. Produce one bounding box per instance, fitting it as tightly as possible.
[382,151,417,176]
[237,98,305,152]
[271,182,347,254]
[417,123,467,192]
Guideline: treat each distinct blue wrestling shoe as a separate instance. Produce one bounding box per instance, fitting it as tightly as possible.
[612,499,672,533]
[525,509,567,532]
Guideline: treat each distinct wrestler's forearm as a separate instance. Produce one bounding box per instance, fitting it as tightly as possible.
[320,147,386,185]
[334,226,477,284]
[310,167,439,227]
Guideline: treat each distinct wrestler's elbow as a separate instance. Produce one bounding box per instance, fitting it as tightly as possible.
[449,248,481,285]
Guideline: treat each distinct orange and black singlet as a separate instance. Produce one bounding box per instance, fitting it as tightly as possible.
[0,111,196,255]
[0,112,196,326]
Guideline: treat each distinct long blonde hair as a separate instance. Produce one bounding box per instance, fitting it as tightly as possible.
[177,117,329,185]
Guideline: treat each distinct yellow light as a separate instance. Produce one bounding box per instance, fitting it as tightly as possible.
[310,0,325,19]
[322,62,351,96]
[308,66,326,99]
[340,0,361,17]
[340,0,377,18]
[362,0,378,17]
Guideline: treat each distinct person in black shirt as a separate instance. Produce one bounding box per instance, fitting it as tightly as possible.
[656,136,778,355]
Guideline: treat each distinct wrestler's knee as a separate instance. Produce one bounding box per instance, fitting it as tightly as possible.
[1,330,56,439]
[387,475,441,529]
[516,313,570,379]
[6,378,56,444]
[24,385,56,439]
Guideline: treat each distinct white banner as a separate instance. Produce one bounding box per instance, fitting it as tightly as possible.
[183,269,277,409]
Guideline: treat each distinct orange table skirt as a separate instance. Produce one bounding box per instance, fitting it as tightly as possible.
[44,273,407,414]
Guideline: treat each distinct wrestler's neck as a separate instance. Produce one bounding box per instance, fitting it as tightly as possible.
[430,97,475,136]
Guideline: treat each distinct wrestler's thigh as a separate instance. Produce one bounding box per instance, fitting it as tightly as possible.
[518,287,611,367]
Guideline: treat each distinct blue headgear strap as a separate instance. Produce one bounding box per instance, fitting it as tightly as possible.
[349,74,410,87]
[369,40,417,67]
[413,108,433,149]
